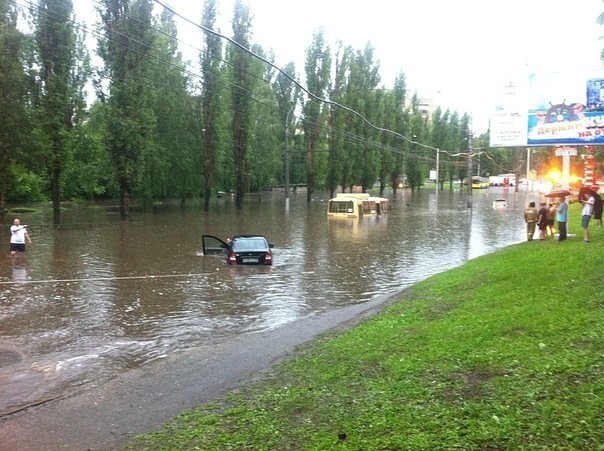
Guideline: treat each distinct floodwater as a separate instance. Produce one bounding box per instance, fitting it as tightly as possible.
[0,187,530,415]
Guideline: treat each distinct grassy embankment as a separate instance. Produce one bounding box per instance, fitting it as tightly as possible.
[129,204,603,450]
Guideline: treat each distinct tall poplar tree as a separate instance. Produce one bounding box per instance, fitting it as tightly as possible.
[303,30,330,203]
[0,0,26,221]
[147,8,195,206]
[406,94,426,192]
[273,62,299,190]
[248,46,280,192]
[327,42,352,197]
[375,88,394,196]
[98,0,155,218]
[350,44,380,191]
[33,0,88,225]
[228,0,255,209]
[430,107,450,190]
[200,0,224,211]
[387,73,408,195]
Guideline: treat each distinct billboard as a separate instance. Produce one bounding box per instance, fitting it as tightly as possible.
[490,70,604,147]
[489,78,528,147]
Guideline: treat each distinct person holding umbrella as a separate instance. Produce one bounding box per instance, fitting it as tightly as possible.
[545,189,572,241]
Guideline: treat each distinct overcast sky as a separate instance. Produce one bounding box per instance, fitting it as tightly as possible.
[76,0,604,133]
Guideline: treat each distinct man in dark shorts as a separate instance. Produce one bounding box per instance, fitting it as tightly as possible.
[10,218,32,256]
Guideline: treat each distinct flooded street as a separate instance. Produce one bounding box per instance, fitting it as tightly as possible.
[1,188,529,415]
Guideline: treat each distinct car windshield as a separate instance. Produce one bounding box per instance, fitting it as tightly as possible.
[232,238,267,251]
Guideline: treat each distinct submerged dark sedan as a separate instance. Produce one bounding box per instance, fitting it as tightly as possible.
[201,235,274,265]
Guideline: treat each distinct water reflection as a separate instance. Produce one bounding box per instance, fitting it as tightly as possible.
[0,188,530,414]
[10,260,29,287]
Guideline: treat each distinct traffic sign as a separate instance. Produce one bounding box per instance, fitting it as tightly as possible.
[555,147,577,156]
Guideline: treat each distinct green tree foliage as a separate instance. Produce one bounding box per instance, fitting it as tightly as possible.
[273,62,300,191]
[440,111,467,184]
[373,89,394,196]
[228,0,256,209]
[200,0,226,210]
[32,0,88,224]
[351,44,381,192]
[326,42,352,198]
[388,73,408,195]
[64,102,115,199]
[375,88,401,196]
[98,0,156,218]
[458,114,473,186]
[148,8,201,207]
[430,107,448,189]
[406,94,427,192]
[303,30,330,203]
[248,46,282,192]
[0,0,28,220]
[1,1,484,212]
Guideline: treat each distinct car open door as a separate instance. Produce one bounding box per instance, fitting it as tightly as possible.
[201,235,229,256]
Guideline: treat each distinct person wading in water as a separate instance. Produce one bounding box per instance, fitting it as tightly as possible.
[10,218,32,256]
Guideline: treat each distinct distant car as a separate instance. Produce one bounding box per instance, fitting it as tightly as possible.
[201,235,274,265]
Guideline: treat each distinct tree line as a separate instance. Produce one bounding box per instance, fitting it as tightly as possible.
[2,0,519,224]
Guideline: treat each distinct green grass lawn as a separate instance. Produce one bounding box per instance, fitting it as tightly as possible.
[128,205,603,450]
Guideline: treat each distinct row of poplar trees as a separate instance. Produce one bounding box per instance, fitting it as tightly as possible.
[1,0,476,224]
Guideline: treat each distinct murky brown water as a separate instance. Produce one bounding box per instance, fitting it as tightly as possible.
[0,188,529,414]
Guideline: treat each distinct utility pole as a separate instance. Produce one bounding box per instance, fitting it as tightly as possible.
[526,147,531,183]
[435,148,440,203]
[467,129,473,209]
[284,106,294,202]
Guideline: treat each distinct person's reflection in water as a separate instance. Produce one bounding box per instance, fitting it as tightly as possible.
[10,260,30,288]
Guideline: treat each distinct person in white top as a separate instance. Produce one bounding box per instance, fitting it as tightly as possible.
[580,192,595,243]
[10,218,32,256]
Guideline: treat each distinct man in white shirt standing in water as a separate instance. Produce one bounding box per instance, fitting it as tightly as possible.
[10,218,32,256]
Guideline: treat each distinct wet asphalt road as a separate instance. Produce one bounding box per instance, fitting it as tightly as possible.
[0,291,401,450]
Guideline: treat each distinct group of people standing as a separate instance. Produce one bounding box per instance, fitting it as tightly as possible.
[523,188,602,243]
[523,200,565,241]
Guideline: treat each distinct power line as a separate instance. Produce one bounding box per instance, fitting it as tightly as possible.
[0,272,212,285]
[18,0,416,158]
[15,0,479,165]
[151,0,476,157]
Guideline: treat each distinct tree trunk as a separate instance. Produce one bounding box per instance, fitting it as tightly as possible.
[119,179,129,219]
[51,165,61,225]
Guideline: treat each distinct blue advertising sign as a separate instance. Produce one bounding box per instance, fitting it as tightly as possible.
[527,72,604,146]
